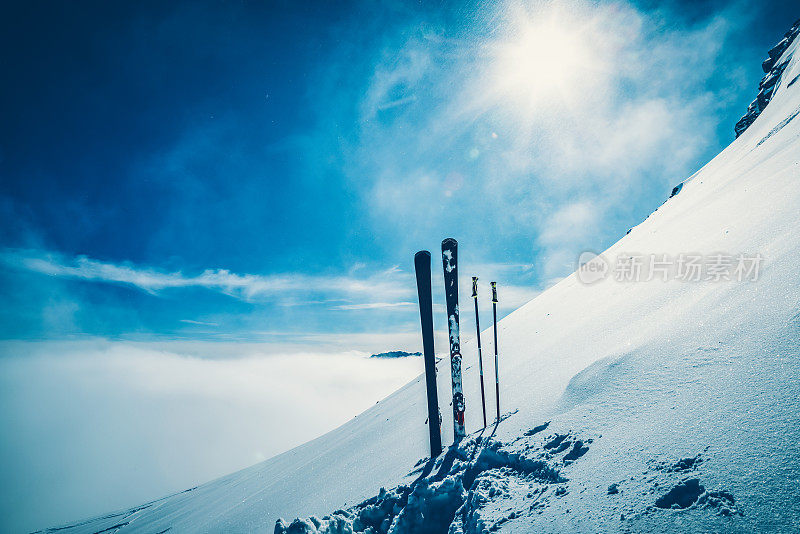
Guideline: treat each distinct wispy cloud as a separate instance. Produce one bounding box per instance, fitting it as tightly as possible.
[360,40,431,123]
[331,302,416,310]
[179,319,219,327]
[0,248,541,342]
[0,249,413,306]
[377,95,418,112]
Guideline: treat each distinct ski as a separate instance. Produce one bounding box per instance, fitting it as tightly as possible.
[414,251,442,457]
[472,276,487,428]
[441,238,465,440]
[491,281,500,423]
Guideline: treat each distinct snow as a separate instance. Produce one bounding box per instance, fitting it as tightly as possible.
[39,26,800,534]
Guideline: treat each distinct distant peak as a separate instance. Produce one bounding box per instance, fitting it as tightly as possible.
[370,350,422,359]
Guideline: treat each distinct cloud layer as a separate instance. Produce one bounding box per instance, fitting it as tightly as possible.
[0,340,424,532]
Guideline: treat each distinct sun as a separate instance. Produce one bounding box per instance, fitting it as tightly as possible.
[486,4,604,113]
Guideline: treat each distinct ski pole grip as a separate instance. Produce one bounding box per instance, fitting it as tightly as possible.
[491,281,498,303]
[472,276,478,298]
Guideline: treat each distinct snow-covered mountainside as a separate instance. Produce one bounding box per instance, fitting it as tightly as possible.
[40,22,800,534]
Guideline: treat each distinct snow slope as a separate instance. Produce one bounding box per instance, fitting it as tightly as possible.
[39,23,800,534]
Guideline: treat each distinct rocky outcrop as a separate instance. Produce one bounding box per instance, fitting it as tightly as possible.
[735,19,800,138]
[370,350,422,358]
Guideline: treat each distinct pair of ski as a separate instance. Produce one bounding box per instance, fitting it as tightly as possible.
[414,238,500,458]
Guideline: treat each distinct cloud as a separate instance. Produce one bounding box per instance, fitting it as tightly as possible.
[332,301,416,310]
[1,249,541,325]
[179,319,220,326]
[538,202,600,247]
[449,262,541,310]
[360,39,432,123]
[0,247,541,341]
[537,201,603,279]
[0,249,414,306]
[0,340,424,532]
[316,0,749,284]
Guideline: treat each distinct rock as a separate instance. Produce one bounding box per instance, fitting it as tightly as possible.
[735,20,800,137]
[767,37,790,60]
[369,350,421,359]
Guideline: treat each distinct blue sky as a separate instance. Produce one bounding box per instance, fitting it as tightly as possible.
[1,1,799,531]
[1,0,797,343]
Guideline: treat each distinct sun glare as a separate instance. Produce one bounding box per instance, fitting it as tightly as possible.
[488,6,604,113]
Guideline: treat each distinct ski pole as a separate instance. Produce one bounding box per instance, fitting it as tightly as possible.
[472,276,487,428]
[491,281,500,423]
[414,251,442,457]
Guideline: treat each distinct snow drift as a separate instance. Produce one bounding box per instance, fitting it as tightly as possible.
[39,20,800,534]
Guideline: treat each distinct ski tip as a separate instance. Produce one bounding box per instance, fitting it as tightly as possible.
[414,250,431,261]
[441,237,457,248]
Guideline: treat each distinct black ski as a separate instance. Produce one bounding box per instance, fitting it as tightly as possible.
[414,251,442,457]
[441,238,465,440]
